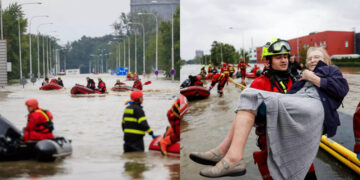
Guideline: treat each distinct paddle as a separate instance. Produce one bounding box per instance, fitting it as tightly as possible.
[144,81,152,85]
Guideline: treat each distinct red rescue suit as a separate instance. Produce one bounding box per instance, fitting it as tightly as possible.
[133,80,143,90]
[353,101,360,153]
[237,61,250,78]
[209,73,226,95]
[166,99,181,143]
[207,67,213,74]
[98,80,106,93]
[24,108,54,142]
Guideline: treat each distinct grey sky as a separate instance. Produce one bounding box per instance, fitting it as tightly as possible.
[181,0,360,60]
[3,0,130,45]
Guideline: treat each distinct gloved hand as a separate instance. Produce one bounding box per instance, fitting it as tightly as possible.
[151,134,160,139]
[357,153,360,160]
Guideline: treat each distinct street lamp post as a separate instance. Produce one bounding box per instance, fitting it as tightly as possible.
[171,10,175,81]
[37,22,52,78]
[137,12,158,77]
[129,22,146,76]
[17,17,23,83]
[128,35,131,72]
[123,39,126,67]
[17,2,42,85]
[29,15,48,80]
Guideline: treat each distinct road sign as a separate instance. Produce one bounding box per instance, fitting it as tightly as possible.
[170,69,175,75]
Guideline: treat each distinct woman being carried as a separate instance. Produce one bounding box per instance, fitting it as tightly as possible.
[189,46,349,179]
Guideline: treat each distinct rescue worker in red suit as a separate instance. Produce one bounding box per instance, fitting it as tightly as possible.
[207,64,213,74]
[159,98,181,155]
[353,101,360,160]
[86,77,96,90]
[208,73,226,97]
[237,57,250,85]
[122,91,158,152]
[24,98,54,142]
[97,78,106,93]
[250,38,316,180]
[133,77,143,90]
[220,62,230,85]
[114,79,125,86]
[252,64,260,74]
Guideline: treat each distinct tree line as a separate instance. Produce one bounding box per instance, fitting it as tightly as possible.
[4,3,59,80]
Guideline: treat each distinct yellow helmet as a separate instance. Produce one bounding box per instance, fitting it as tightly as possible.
[261,38,291,59]
[202,65,205,68]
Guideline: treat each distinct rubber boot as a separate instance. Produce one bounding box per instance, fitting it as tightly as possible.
[159,135,172,156]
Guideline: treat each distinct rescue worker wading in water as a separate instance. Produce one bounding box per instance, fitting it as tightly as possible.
[209,73,227,97]
[220,62,230,82]
[24,98,54,142]
[122,91,158,152]
[251,38,316,180]
[159,98,181,155]
[237,57,250,86]
[200,65,207,77]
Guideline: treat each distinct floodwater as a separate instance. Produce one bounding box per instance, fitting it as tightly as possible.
[180,64,360,179]
[0,74,180,180]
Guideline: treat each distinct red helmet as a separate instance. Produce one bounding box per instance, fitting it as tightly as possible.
[131,91,143,101]
[223,62,227,66]
[240,57,244,61]
[25,98,39,109]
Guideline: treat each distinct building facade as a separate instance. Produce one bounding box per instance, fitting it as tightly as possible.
[248,48,257,63]
[257,31,357,63]
[195,50,204,59]
[130,0,179,22]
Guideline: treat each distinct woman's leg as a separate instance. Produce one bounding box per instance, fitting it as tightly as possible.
[223,110,255,164]
[214,114,237,154]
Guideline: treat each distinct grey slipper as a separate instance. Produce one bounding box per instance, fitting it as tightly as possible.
[189,148,224,165]
[199,158,246,178]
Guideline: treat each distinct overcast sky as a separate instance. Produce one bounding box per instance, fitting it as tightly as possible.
[181,0,360,60]
[3,0,130,45]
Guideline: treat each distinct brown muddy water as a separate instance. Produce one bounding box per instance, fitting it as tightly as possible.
[0,74,179,180]
[180,64,360,180]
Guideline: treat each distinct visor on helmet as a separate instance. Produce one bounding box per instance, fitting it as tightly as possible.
[268,40,291,53]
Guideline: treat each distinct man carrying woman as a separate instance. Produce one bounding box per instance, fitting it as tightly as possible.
[189,38,349,179]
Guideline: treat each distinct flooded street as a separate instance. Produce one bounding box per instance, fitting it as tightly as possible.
[0,74,180,180]
[180,64,360,179]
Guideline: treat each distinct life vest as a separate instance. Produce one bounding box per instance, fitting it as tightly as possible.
[229,66,234,73]
[220,66,229,74]
[33,109,54,133]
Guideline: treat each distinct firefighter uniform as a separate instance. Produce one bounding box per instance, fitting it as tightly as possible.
[122,103,153,152]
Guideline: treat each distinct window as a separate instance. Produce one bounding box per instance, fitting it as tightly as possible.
[345,41,349,48]
[323,41,326,47]
[320,42,322,47]
[314,42,317,47]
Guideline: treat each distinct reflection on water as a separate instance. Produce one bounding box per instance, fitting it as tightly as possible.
[0,74,179,179]
[181,64,360,179]
[124,161,148,179]
[0,161,67,179]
